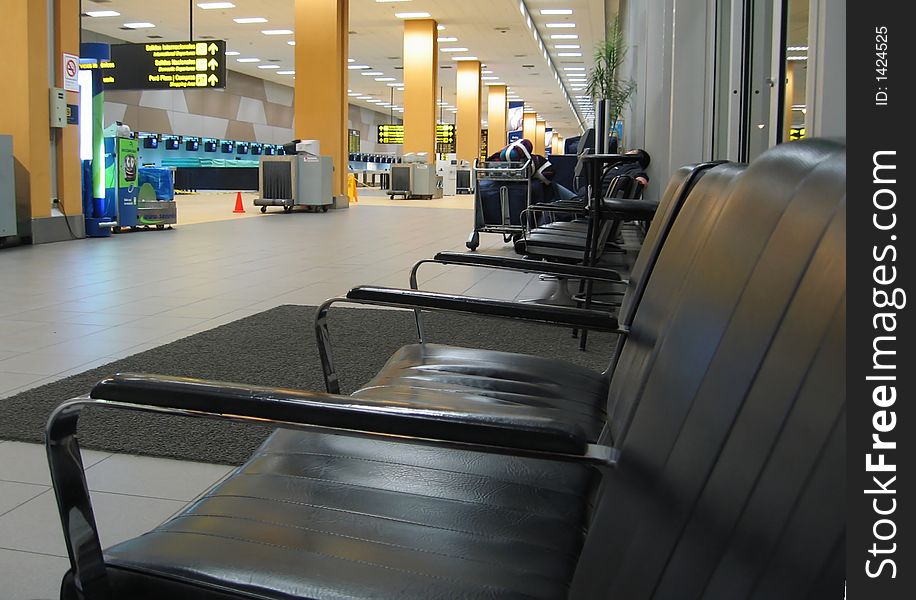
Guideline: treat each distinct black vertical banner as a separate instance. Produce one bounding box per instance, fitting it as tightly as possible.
[848,2,914,598]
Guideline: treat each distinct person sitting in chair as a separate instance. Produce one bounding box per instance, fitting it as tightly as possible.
[553,148,651,201]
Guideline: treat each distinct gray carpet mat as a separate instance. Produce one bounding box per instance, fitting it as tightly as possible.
[0,305,618,464]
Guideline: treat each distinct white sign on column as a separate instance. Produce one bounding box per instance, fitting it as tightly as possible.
[63,53,79,92]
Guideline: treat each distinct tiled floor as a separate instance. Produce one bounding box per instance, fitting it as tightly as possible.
[0,197,549,598]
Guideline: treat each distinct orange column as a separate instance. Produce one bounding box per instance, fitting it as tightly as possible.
[403,19,438,158]
[295,0,348,198]
[455,60,481,163]
[522,112,537,146]
[0,0,52,227]
[486,85,507,156]
[535,120,546,155]
[55,0,81,216]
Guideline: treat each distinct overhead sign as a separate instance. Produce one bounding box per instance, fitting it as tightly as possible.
[62,53,79,92]
[79,41,227,90]
[377,124,455,146]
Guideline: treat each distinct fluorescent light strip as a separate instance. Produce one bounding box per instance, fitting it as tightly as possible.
[395,12,431,18]
[554,44,580,49]
[262,29,293,35]
[123,22,155,29]
[348,92,361,96]
[481,76,499,80]
[197,2,235,9]
[233,17,267,23]
[277,71,295,75]
[540,9,572,15]
[557,52,582,57]
[361,71,384,76]
[85,10,120,17]
[348,65,371,70]
[386,82,403,86]
[375,77,396,81]
[440,47,469,52]
[258,65,280,69]
[437,37,458,42]
[236,58,260,63]
[563,67,585,71]
[357,96,372,100]
[287,41,296,46]
[452,56,478,61]
[225,51,240,56]
[550,34,578,39]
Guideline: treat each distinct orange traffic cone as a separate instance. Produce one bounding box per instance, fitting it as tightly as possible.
[232,191,245,213]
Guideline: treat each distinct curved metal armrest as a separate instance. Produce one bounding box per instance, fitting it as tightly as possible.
[315,288,626,394]
[429,252,622,282]
[46,374,617,600]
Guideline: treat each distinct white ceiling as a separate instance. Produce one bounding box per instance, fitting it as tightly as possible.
[81,0,605,137]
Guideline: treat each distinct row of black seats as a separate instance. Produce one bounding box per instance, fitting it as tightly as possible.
[48,138,846,599]
[349,153,399,163]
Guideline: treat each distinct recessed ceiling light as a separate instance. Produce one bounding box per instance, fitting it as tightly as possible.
[452,56,478,61]
[233,17,267,23]
[386,82,403,86]
[550,34,578,39]
[123,22,156,29]
[440,47,468,52]
[348,92,361,96]
[437,37,458,42]
[545,23,576,28]
[358,96,373,100]
[258,64,280,69]
[554,44,580,49]
[375,77,396,81]
[481,70,494,74]
[481,76,499,80]
[557,52,582,57]
[348,65,371,70]
[540,9,573,15]
[197,2,235,9]
[277,70,295,75]
[395,12,431,18]
[86,10,120,17]
[225,51,240,56]
[437,24,446,30]
[361,71,384,75]
[287,41,296,46]
[236,58,260,63]
[563,67,585,71]
[262,29,293,35]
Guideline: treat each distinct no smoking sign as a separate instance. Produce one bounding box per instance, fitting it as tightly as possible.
[63,53,79,92]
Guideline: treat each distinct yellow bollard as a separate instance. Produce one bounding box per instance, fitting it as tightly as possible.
[347,173,359,203]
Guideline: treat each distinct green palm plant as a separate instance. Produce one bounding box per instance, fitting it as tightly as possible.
[585,17,636,139]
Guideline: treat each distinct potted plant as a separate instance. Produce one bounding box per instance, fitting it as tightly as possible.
[585,16,636,153]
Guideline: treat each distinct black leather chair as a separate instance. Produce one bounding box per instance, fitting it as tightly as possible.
[48,139,846,600]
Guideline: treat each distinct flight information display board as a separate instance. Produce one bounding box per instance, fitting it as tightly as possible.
[377,124,455,146]
[80,41,227,90]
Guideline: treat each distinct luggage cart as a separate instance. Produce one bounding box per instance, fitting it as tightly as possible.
[466,158,533,251]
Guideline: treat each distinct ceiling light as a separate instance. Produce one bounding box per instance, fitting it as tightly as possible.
[197,2,235,9]
[788,46,809,51]
[225,51,240,56]
[440,47,468,52]
[452,56,479,61]
[550,34,578,39]
[437,37,458,42]
[233,17,267,23]
[277,71,295,75]
[348,65,371,69]
[437,24,446,30]
[375,77,396,81]
[361,71,384,75]
[540,9,573,15]
[236,57,260,63]
[85,10,120,17]
[546,23,576,28]
[481,76,499,80]
[395,12,431,18]
[358,96,372,100]
[563,67,585,71]
[123,22,155,29]
[555,44,580,49]
[488,82,505,86]
[786,56,808,61]
[558,52,582,57]
[287,41,296,46]
[258,65,280,69]
[481,70,493,74]
[262,29,293,35]
[348,92,361,96]
[386,82,403,86]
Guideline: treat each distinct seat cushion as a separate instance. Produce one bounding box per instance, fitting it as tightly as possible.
[352,343,608,440]
[100,429,597,600]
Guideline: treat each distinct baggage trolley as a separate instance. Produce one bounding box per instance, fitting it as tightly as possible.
[466,159,534,251]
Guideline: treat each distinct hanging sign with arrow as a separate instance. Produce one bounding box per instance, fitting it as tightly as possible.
[92,40,227,90]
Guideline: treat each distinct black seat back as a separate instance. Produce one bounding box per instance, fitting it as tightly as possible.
[576,139,846,598]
